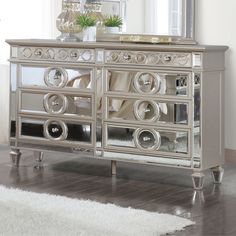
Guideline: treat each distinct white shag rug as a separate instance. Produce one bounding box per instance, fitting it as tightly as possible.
[0,185,194,236]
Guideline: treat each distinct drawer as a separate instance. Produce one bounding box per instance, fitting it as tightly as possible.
[105,96,189,127]
[20,65,95,91]
[20,91,93,119]
[105,69,192,97]
[19,116,94,147]
[18,47,95,63]
[105,50,192,67]
[104,124,190,158]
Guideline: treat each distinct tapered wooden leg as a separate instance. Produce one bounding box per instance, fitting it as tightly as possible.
[111,160,117,175]
[34,151,44,169]
[10,148,21,167]
[211,166,224,184]
[192,172,205,190]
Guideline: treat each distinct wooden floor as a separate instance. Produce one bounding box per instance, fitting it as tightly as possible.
[0,145,236,236]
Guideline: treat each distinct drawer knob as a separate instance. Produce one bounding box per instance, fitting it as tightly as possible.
[134,128,161,151]
[133,100,160,122]
[163,55,172,62]
[44,120,68,141]
[133,72,161,94]
[44,67,68,88]
[123,54,131,61]
[43,93,68,115]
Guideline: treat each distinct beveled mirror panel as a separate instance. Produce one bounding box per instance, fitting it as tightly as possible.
[100,0,195,43]
[105,125,189,155]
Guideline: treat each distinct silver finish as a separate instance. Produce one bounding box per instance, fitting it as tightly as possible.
[43,93,68,114]
[6,39,227,189]
[100,0,196,44]
[44,119,68,141]
[44,67,68,88]
[133,100,160,122]
[111,160,117,175]
[34,151,44,169]
[18,47,95,63]
[10,148,21,167]
[134,128,161,151]
[133,72,161,94]
[105,50,192,67]
[192,172,205,190]
[211,166,224,184]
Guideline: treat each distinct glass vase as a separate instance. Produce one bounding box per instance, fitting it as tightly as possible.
[56,0,82,41]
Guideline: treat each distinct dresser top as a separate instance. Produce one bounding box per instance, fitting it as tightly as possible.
[6,39,228,52]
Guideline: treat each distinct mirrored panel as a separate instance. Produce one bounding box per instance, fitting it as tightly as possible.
[10,64,17,138]
[21,66,94,90]
[100,0,195,42]
[106,97,188,125]
[20,117,93,145]
[21,92,93,117]
[106,70,190,97]
[105,125,189,155]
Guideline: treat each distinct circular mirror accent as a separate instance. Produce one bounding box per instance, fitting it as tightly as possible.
[134,128,161,151]
[81,50,92,61]
[43,93,68,115]
[133,72,161,94]
[44,120,68,141]
[44,67,68,88]
[133,100,160,122]
[22,48,32,58]
[34,48,43,58]
[70,50,80,60]
[135,53,147,63]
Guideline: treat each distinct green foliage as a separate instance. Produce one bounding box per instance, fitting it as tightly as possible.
[76,14,96,29]
[104,15,123,27]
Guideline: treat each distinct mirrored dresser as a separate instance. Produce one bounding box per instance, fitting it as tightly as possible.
[7,39,228,189]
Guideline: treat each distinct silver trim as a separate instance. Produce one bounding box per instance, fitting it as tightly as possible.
[43,93,68,115]
[43,119,68,141]
[44,67,68,88]
[134,128,161,151]
[133,100,160,122]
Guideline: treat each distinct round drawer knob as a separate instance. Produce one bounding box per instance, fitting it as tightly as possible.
[134,128,161,151]
[133,72,161,94]
[133,100,160,122]
[43,93,68,115]
[44,120,68,141]
[44,67,68,88]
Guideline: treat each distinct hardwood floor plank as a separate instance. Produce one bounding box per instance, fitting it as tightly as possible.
[1,144,236,235]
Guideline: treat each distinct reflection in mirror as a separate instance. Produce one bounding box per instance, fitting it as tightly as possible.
[101,0,194,40]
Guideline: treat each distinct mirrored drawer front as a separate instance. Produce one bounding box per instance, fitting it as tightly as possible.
[106,97,188,126]
[18,47,95,63]
[105,50,192,67]
[20,92,93,118]
[21,65,94,90]
[105,125,189,156]
[106,69,190,97]
[19,117,93,145]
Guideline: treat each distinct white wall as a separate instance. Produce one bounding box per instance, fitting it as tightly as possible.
[195,0,236,149]
[0,0,58,144]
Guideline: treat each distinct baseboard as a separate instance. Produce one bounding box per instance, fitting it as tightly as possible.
[225,149,236,161]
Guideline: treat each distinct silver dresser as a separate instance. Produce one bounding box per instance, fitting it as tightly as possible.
[7,39,228,189]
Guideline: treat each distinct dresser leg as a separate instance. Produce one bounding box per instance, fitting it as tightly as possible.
[111,160,117,175]
[10,148,21,167]
[34,151,44,169]
[211,166,224,184]
[192,172,205,190]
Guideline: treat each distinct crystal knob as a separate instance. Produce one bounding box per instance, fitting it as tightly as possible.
[133,100,160,122]
[134,128,161,151]
[44,120,68,141]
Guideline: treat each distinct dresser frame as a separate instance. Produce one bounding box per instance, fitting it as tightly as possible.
[7,39,228,189]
